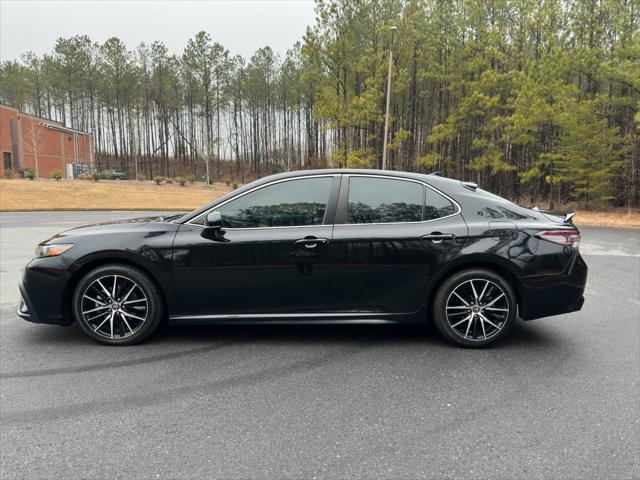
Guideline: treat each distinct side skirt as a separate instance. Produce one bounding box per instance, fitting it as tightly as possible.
[169,306,428,326]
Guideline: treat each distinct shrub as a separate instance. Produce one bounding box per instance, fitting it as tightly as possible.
[153,176,165,185]
[224,179,231,186]
[187,175,196,184]
[90,171,100,182]
[137,174,146,182]
[176,176,186,186]
[232,182,239,190]
[51,170,62,181]
[165,177,173,184]
[4,168,12,179]
[25,170,35,180]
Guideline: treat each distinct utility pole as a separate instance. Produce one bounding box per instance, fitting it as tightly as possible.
[382,25,398,171]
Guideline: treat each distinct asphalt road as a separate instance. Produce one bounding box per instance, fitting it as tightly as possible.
[1,211,638,479]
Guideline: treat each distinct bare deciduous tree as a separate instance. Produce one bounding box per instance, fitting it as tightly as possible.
[23,119,46,178]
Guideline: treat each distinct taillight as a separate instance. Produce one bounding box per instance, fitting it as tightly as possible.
[535,229,580,248]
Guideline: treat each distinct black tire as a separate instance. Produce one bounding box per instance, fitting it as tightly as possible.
[432,268,517,348]
[72,264,164,345]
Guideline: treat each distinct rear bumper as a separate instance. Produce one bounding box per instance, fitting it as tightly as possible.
[518,250,588,320]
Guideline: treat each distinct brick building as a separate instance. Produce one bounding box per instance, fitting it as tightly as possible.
[0,104,93,179]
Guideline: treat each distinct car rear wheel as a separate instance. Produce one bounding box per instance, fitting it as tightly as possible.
[72,264,164,345]
[433,268,517,347]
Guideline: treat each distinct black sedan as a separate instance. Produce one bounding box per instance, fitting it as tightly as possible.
[18,169,587,347]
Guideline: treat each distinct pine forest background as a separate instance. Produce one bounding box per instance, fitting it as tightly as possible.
[1,0,638,209]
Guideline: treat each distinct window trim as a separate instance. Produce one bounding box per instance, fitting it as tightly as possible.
[186,174,338,230]
[335,174,461,226]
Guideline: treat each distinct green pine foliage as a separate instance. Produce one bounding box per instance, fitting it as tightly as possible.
[0,0,637,208]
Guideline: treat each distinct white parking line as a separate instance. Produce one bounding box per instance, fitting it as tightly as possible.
[580,245,640,257]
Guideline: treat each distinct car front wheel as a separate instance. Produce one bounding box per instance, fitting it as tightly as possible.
[72,264,164,345]
[433,268,517,347]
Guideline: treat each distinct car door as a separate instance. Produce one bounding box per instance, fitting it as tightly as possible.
[326,174,468,314]
[171,175,339,317]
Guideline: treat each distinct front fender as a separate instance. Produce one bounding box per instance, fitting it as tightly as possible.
[67,226,180,315]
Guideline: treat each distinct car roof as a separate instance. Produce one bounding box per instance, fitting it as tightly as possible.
[251,168,461,188]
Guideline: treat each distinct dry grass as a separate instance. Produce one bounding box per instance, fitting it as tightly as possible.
[573,210,640,229]
[0,179,231,211]
[1,179,638,228]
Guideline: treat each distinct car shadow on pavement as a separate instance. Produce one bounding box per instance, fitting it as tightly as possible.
[155,318,561,350]
[13,316,560,351]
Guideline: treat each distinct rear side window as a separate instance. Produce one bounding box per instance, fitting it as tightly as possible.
[347,177,423,224]
[214,177,332,228]
[424,188,456,220]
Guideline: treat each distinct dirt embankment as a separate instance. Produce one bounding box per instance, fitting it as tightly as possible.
[0,179,231,211]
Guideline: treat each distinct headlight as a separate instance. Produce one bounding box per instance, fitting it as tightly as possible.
[35,243,74,258]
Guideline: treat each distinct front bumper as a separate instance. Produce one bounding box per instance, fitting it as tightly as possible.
[17,258,74,326]
[17,284,41,323]
[518,250,588,320]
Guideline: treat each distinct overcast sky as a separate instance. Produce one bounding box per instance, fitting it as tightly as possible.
[0,0,317,62]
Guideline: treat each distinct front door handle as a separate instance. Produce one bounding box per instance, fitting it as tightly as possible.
[422,232,455,244]
[295,237,329,249]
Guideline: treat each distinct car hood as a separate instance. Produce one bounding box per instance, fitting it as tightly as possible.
[45,215,183,241]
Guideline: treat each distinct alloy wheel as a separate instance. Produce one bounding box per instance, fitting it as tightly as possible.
[445,278,510,341]
[80,274,149,340]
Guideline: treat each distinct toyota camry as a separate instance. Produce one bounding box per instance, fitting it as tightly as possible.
[18,169,587,347]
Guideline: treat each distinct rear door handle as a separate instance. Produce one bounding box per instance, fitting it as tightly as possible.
[295,237,329,249]
[422,233,455,244]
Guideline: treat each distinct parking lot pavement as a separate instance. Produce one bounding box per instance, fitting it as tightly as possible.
[1,212,638,479]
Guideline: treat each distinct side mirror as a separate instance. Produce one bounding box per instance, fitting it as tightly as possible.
[204,211,222,229]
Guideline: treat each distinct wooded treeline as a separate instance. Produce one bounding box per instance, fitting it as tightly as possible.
[1,0,638,208]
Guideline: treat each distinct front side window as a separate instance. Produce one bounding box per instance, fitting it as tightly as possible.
[214,177,332,228]
[347,177,423,224]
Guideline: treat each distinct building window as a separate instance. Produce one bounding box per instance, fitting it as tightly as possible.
[3,152,11,172]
